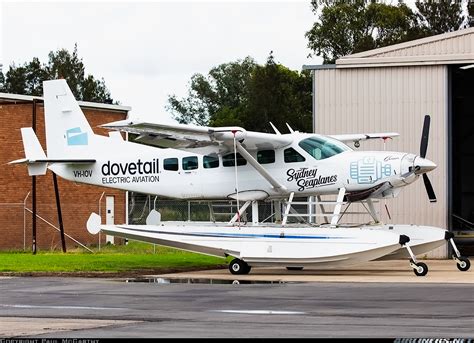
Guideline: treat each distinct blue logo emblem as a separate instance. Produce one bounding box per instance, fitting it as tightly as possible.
[66,127,88,146]
[350,157,391,184]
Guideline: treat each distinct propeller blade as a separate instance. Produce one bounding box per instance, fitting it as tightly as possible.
[423,173,437,203]
[420,115,430,158]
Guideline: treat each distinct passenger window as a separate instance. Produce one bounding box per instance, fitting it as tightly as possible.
[257,150,275,164]
[284,148,306,163]
[182,156,198,170]
[223,153,247,167]
[203,155,219,169]
[163,158,178,171]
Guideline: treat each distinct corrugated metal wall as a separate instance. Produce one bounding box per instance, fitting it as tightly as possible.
[315,65,447,258]
[373,32,474,58]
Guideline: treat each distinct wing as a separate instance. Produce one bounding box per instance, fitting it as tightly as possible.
[329,132,399,145]
[101,120,293,153]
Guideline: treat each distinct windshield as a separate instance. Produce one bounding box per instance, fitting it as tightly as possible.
[298,136,351,160]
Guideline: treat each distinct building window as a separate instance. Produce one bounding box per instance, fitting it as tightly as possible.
[163,158,178,171]
[284,147,306,163]
[223,153,247,167]
[257,150,275,164]
[203,155,219,169]
[182,156,198,170]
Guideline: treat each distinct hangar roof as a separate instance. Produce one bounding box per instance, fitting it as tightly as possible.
[0,92,131,113]
[304,27,474,70]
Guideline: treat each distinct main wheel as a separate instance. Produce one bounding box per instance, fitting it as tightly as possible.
[413,262,428,276]
[456,256,471,272]
[229,258,251,275]
[286,267,304,271]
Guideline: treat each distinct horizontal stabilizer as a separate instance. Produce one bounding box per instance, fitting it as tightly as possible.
[21,127,46,159]
[10,158,96,164]
[13,128,47,175]
[10,127,95,176]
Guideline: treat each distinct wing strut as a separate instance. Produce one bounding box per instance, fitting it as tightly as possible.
[229,201,252,225]
[235,142,287,194]
[330,187,346,227]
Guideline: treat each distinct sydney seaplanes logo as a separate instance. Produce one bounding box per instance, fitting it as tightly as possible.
[286,167,337,192]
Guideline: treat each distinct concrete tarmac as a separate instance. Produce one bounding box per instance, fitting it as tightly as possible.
[0,259,473,338]
[155,259,474,284]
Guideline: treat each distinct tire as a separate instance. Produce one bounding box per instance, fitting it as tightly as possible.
[456,256,471,272]
[413,262,428,276]
[229,258,250,275]
[286,267,304,271]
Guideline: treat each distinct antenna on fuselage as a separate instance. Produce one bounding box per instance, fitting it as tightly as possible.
[269,122,281,135]
[286,123,295,134]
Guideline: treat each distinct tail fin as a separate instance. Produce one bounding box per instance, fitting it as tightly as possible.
[9,128,48,175]
[43,79,95,158]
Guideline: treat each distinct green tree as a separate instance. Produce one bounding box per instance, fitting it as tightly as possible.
[168,53,312,133]
[2,63,28,95]
[25,57,49,96]
[416,1,467,35]
[306,1,468,64]
[242,54,312,133]
[306,2,370,64]
[167,57,256,126]
[0,44,113,103]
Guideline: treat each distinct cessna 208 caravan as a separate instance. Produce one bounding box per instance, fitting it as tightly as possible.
[11,79,471,276]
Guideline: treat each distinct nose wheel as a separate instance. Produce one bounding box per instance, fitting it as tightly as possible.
[445,232,471,272]
[455,256,471,272]
[229,258,251,275]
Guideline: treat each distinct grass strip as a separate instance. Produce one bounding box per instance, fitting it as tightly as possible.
[0,241,227,274]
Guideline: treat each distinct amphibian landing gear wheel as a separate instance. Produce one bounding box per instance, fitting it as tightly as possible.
[229,258,251,275]
[456,256,471,272]
[286,267,304,271]
[445,232,471,271]
[410,260,428,277]
[402,236,429,277]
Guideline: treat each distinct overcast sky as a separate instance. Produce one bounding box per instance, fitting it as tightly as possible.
[1,0,323,123]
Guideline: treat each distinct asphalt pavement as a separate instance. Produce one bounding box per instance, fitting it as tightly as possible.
[0,260,472,338]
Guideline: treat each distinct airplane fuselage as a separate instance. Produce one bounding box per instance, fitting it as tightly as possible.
[49,133,422,200]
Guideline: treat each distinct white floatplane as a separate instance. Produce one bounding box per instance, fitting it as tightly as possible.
[11,79,471,276]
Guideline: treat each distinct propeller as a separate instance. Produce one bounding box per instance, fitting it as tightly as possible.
[418,115,437,203]
[420,115,430,158]
[423,174,436,203]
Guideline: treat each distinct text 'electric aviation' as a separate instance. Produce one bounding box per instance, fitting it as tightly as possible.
[12,80,471,276]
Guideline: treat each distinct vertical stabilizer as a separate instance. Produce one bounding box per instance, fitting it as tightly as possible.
[43,79,95,158]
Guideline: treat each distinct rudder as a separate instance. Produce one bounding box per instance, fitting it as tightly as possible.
[43,79,95,158]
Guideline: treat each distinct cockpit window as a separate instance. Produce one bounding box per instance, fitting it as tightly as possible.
[284,148,306,163]
[298,136,351,160]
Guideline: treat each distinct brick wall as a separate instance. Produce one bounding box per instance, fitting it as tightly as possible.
[0,102,127,250]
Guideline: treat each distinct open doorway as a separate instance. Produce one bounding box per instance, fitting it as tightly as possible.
[450,64,474,255]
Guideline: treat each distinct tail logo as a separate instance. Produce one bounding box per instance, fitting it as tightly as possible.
[66,127,88,146]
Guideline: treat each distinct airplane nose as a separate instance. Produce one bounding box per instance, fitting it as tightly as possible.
[414,156,437,174]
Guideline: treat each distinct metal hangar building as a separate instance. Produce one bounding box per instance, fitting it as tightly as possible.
[304,27,474,258]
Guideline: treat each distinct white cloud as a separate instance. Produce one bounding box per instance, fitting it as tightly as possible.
[1,1,323,123]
